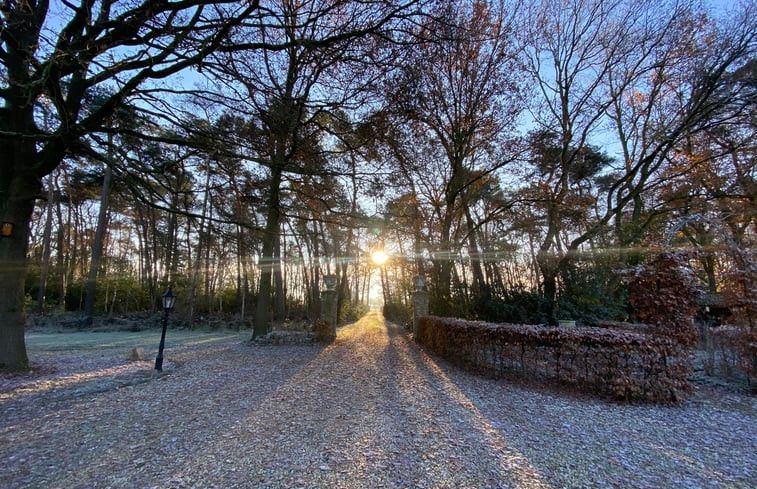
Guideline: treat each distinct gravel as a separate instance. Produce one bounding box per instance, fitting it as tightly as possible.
[1,311,755,488]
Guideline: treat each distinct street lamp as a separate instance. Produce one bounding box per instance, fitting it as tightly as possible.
[155,285,176,371]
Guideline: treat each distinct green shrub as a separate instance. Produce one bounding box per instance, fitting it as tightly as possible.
[471,287,550,325]
[383,301,411,324]
[339,298,369,322]
[557,255,629,323]
[64,281,86,311]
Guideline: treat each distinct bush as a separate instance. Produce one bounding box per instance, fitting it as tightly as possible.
[741,329,757,392]
[471,288,550,325]
[417,316,691,404]
[64,281,86,312]
[626,250,701,347]
[704,325,757,391]
[558,256,629,323]
[339,298,369,323]
[383,301,412,324]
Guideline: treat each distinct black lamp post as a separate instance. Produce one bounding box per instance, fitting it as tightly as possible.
[155,285,176,371]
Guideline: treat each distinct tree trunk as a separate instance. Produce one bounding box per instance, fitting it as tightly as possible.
[189,171,212,325]
[37,174,56,314]
[238,223,250,321]
[0,173,38,369]
[253,165,283,338]
[274,236,285,321]
[204,207,214,313]
[464,205,487,299]
[432,206,456,317]
[54,176,67,309]
[536,249,559,326]
[164,194,178,287]
[380,264,389,306]
[83,162,113,325]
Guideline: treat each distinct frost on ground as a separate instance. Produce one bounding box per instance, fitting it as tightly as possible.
[1,312,755,489]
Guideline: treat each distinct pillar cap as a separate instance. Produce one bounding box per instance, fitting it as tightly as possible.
[323,274,337,291]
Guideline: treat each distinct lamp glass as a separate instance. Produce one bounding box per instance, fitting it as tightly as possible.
[1,222,12,237]
[162,287,176,310]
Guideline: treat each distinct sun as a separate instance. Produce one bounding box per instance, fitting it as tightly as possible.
[371,250,389,266]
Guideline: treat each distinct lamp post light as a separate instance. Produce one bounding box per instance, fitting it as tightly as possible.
[1,221,13,238]
[155,285,176,371]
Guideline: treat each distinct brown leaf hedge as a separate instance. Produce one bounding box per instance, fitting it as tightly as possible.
[416,316,692,404]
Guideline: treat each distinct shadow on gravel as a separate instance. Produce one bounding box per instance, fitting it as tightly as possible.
[376,320,552,488]
[5,315,753,488]
[0,333,330,489]
[397,319,757,489]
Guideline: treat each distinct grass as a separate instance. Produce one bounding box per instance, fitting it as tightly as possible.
[24,329,249,352]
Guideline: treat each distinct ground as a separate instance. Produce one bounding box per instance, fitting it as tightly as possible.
[1,311,755,488]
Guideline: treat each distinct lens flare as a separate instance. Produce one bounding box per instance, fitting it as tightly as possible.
[371,250,389,265]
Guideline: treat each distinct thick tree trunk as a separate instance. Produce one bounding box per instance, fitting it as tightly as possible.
[54,179,67,308]
[464,205,487,299]
[203,206,214,313]
[431,206,456,317]
[274,236,285,321]
[164,194,178,287]
[189,171,212,326]
[238,223,251,321]
[536,249,559,326]
[432,156,465,317]
[304,228,320,319]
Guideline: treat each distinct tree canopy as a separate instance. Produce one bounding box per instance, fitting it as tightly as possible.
[2,0,755,370]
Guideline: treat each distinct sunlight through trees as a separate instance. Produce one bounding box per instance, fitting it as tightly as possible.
[2,0,754,370]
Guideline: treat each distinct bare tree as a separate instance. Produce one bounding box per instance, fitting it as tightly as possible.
[0,0,260,369]
[382,0,524,315]
[516,0,756,323]
[202,0,426,337]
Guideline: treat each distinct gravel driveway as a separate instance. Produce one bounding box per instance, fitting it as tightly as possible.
[1,311,755,488]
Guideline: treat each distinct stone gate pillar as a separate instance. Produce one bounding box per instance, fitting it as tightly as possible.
[412,275,429,340]
[318,274,338,342]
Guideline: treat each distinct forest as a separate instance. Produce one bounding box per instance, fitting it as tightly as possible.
[1,0,755,370]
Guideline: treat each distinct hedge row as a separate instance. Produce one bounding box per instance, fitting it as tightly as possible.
[416,316,692,404]
[702,325,757,389]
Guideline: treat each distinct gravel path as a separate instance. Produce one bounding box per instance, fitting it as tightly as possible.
[1,311,755,488]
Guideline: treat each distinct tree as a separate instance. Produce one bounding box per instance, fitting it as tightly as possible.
[627,249,701,347]
[0,0,260,369]
[602,1,756,247]
[383,0,523,316]
[518,130,613,322]
[516,0,756,323]
[82,97,138,325]
[202,0,426,337]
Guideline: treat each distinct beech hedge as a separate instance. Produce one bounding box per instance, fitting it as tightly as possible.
[416,316,692,404]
